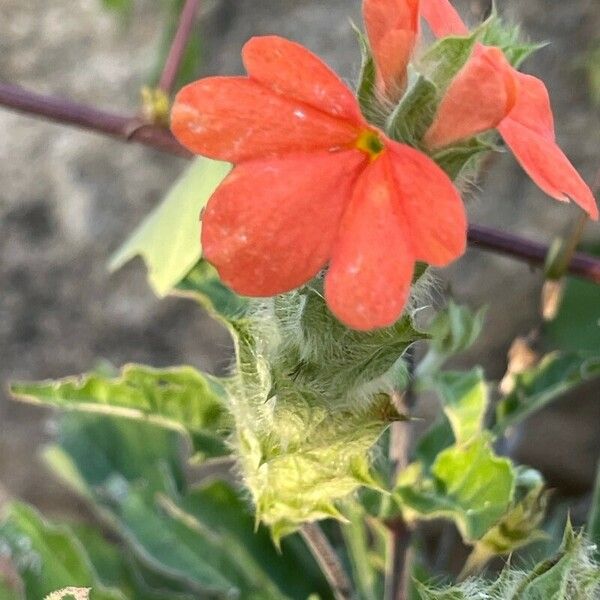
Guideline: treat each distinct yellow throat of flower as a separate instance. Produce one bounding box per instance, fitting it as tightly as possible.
[355,129,385,160]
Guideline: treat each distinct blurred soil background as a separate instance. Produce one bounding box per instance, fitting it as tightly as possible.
[0,0,599,516]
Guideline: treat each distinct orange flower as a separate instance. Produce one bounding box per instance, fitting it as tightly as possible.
[421,5,598,219]
[362,0,420,100]
[420,0,468,38]
[171,36,466,331]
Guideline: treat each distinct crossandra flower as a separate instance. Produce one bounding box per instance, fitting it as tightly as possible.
[420,1,598,220]
[171,35,466,331]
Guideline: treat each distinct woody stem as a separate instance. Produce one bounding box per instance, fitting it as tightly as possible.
[0,81,599,283]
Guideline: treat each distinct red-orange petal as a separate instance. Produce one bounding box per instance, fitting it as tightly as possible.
[201,150,368,297]
[499,119,599,220]
[424,44,518,150]
[171,77,361,162]
[242,36,364,125]
[386,141,467,264]
[363,0,419,100]
[503,72,555,139]
[498,72,598,219]
[420,0,468,38]
[325,154,415,330]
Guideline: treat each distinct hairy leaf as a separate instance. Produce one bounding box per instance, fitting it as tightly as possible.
[109,158,231,296]
[11,364,229,461]
[226,286,423,538]
[387,73,438,146]
[432,138,495,180]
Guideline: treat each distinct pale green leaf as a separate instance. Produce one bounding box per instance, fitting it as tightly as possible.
[433,369,487,445]
[494,352,600,434]
[421,34,477,92]
[11,364,229,461]
[109,158,231,296]
[463,468,548,576]
[226,285,421,538]
[396,437,515,542]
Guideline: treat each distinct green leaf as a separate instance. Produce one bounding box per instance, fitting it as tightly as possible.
[109,158,231,296]
[494,352,600,435]
[421,34,477,93]
[433,369,487,445]
[226,285,423,538]
[47,416,327,600]
[432,138,495,180]
[387,73,438,145]
[460,468,548,577]
[396,437,515,542]
[416,302,486,379]
[340,501,386,600]
[479,15,546,68]
[174,259,248,321]
[352,23,386,127]
[543,272,600,353]
[11,364,230,461]
[0,504,124,600]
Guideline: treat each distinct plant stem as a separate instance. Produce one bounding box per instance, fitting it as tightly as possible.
[1,81,599,283]
[0,83,190,157]
[158,0,201,94]
[300,523,354,600]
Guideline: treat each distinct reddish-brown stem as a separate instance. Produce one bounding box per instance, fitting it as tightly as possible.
[467,224,600,283]
[0,82,190,158]
[0,81,598,283]
[158,0,201,94]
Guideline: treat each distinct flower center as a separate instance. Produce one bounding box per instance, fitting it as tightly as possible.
[355,129,385,160]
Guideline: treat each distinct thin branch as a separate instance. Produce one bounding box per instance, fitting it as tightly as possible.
[300,523,354,600]
[467,224,600,283]
[158,0,201,94]
[0,82,599,283]
[0,83,190,158]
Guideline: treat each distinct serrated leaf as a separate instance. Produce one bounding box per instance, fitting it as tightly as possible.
[0,504,124,600]
[109,158,231,296]
[387,73,438,145]
[226,286,423,538]
[494,352,600,435]
[11,364,230,461]
[396,437,515,542]
[479,15,545,68]
[174,259,248,321]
